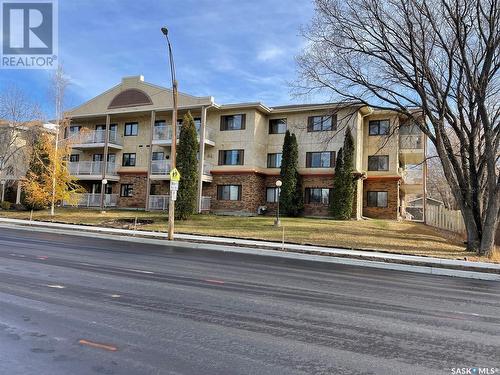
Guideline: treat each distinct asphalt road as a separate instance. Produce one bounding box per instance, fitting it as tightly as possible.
[0,226,499,375]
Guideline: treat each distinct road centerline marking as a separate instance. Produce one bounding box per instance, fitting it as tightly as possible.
[204,279,225,284]
[46,284,65,289]
[78,339,118,352]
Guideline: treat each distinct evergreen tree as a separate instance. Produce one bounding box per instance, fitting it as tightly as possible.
[330,127,356,219]
[175,111,198,220]
[280,131,302,216]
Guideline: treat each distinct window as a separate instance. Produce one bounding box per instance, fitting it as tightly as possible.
[178,117,201,132]
[307,115,336,132]
[266,187,280,203]
[124,122,138,136]
[267,153,282,168]
[93,154,103,162]
[152,152,164,161]
[369,120,390,135]
[220,114,246,131]
[269,119,287,134]
[368,155,389,171]
[150,184,160,195]
[305,188,331,204]
[217,185,241,201]
[306,151,335,168]
[68,125,81,138]
[218,150,244,165]
[367,191,388,207]
[120,184,133,197]
[69,154,79,162]
[122,153,136,166]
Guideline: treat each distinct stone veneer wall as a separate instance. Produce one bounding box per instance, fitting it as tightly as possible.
[362,178,399,219]
[203,173,266,214]
[117,173,148,208]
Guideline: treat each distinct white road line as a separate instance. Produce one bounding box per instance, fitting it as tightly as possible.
[110,294,121,298]
[46,284,65,289]
[124,269,154,274]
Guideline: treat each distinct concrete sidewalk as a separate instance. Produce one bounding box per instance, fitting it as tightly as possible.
[0,217,499,281]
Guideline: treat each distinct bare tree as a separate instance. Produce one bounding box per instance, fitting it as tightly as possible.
[0,85,42,187]
[296,0,500,256]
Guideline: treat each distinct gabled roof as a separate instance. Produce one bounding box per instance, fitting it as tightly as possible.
[67,75,214,118]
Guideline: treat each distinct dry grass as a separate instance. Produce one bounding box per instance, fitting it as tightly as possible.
[0,208,483,261]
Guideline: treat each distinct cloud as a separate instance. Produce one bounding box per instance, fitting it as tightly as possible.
[257,45,285,62]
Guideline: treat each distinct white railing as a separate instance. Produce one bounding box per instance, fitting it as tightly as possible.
[149,195,169,210]
[399,135,423,150]
[203,162,213,176]
[68,161,118,176]
[63,193,118,208]
[200,196,211,211]
[402,169,423,185]
[426,205,466,235]
[153,125,214,143]
[69,129,122,145]
[151,160,171,175]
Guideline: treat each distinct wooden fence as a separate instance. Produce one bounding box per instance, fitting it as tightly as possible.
[426,205,466,235]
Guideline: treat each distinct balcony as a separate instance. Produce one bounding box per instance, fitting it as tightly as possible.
[152,125,215,146]
[63,193,118,208]
[402,169,423,185]
[399,134,424,164]
[68,161,119,180]
[148,195,211,211]
[150,160,171,179]
[202,162,213,182]
[68,129,123,149]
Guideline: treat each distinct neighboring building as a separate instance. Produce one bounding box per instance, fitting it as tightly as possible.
[63,75,426,220]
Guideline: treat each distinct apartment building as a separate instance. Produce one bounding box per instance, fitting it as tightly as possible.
[64,75,426,220]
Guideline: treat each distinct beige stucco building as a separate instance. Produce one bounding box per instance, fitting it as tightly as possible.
[64,75,426,220]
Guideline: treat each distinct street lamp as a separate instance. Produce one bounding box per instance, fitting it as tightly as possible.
[0,179,5,202]
[161,26,178,241]
[275,180,282,227]
[100,178,108,213]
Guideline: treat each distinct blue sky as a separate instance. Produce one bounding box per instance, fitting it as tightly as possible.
[1,0,315,117]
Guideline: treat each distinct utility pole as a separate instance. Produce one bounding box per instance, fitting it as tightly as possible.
[161,26,178,240]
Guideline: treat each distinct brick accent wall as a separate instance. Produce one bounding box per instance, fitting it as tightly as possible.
[117,173,148,208]
[363,178,400,219]
[302,175,334,217]
[203,173,266,214]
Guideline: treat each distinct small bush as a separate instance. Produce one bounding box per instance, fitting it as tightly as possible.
[0,201,12,210]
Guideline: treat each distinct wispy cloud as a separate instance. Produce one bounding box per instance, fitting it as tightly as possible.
[257,45,285,62]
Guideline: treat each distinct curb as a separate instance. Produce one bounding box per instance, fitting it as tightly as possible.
[0,218,499,281]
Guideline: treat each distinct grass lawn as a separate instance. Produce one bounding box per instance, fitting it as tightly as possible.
[0,208,480,261]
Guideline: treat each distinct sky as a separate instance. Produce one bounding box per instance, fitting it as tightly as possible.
[1,0,316,118]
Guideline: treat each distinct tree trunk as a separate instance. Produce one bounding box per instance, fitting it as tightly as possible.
[479,196,500,257]
[462,210,481,252]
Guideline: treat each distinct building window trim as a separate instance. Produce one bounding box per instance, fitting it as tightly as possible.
[217,185,242,201]
[267,153,282,168]
[368,155,389,171]
[307,115,337,132]
[305,188,331,205]
[266,187,280,203]
[124,122,139,136]
[367,191,388,208]
[306,151,336,168]
[120,184,134,197]
[218,149,244,166]
[369,120,390,136]
[269,118,287,134]
[122,153,137,167]
[220,114,246,131]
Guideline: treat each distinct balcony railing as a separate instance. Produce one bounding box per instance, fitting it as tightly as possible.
[68,129,122,146]
[149,195,170,210]
[402,169,424,184]
[399,135,423,150]
[203,162,213,176]
[68,161,118,176]
[63,193,118,208]
[150,160,171,175]
[200,196,211,211]
[153,125,214,142]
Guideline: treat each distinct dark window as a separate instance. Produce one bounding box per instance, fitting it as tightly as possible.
[220,114,246,131]
[93,154,103,162]
[269,119,287,134]
[369,120,390,135]
[305,188,331,204]
[155,120,166,127]
[150,184,160,195]
[122,153,136,166]
[367,191,388,207]
[96,124,105,130]
[267,153,282,168]
[307,115,336,132]
[368,155,389,171]
[306,151,335,168]
[152,152,164,161]
[120,184,133,197]
[124,122,138,136]
[217,185,242,201]
[69,154,79,162]
[266,187,280,203]
[68,125,81,138]
[218,150,244,165]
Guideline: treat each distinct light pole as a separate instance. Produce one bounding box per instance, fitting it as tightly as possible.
[275,180,282,227]
[100,178,108,213]
[0,179,5,202]
[161,26,178,240]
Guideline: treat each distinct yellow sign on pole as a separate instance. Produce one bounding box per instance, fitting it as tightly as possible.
[170,168,181,182]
